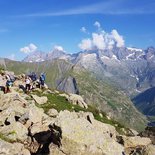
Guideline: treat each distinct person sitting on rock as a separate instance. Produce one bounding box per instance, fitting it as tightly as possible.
[25,76,31,93]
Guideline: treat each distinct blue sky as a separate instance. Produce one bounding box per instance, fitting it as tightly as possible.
[0,0,155,60]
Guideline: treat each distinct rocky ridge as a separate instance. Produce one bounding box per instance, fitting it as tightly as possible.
[0,71,154,155]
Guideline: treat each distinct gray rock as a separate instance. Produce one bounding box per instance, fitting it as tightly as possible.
[59,93,88,109]
[0,139,30,155]
[31,94,48,105]
[47,108,59,117]
[143,144,155,155]
[57,76,79,94]
[50,110,124,155]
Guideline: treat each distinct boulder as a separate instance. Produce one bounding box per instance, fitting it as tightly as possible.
[0,122,28,142]
[59,93,88,109]
[50,110,124,155]
[69,94,88,109]
[22,103,54,135]
[26,103,44,123]
[123,136,152,155]
[0,92,28,111]
[47,108,59,117]
[123,136,151,149]
[143,144,155,155]
[0,139,30,155]
[31,94,48,105]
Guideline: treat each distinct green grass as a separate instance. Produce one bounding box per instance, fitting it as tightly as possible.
[0,67,5,74]
[32,91,130,135]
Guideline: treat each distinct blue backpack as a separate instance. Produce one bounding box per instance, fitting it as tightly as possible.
[40,73,45,81]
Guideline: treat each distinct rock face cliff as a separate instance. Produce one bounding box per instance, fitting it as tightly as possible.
[0,71,154,155]
[57,76,79,94]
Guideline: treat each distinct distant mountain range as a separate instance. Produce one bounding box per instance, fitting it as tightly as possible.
[23,46,155,95]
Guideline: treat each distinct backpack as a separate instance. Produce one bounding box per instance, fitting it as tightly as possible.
[6,80,13,86]
[40,73,45,81]
[31,73,37,81]
[8,74,15,82]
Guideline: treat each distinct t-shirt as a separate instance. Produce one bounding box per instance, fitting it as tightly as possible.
[26,78,30,84]
[6,75,10,81]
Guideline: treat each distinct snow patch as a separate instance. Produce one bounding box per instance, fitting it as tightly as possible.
[101,56,110,59]
[137,53,145,59]
[112,55,117,60]
[130,75,139,81]
[148,55,154,59]
[135,89,141,93]
[126,53,135,60]
[35,59,45,62]
[127,47,143,52]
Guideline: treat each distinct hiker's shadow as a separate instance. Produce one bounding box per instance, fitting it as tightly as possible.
[33,125,62,155]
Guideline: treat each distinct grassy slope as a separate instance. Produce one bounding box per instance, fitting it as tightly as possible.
[32,90,131,135]
[70,67,147,131]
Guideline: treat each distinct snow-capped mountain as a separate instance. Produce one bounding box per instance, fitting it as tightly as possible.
[23,48,71,62]
[22,46,155,94]
[22,51,46,62]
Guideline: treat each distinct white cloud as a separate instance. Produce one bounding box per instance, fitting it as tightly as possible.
[54,45,64,51]
[78,22,125,50]
[20,43,37,54]
[111,29,124,47]
[94,21,101,29]
[78,38,92,50]
[92,33,105,50]
[80,27,86,33]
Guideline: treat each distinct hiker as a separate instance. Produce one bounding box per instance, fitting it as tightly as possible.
[29,72,37,82]
[29,72,37,89]
[39,73,46,89]
[25,76,31,93]
[5,74,13,93]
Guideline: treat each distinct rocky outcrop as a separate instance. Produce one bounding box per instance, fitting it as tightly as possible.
[143,144,155,155]
[0,139,30,155]
[123,136,151,155]
[47,108,59,117]
[31,94,48,105]
[50,110,124,155]
[60,93,88,109]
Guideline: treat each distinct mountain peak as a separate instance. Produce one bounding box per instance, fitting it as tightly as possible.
[22,50,46,62]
